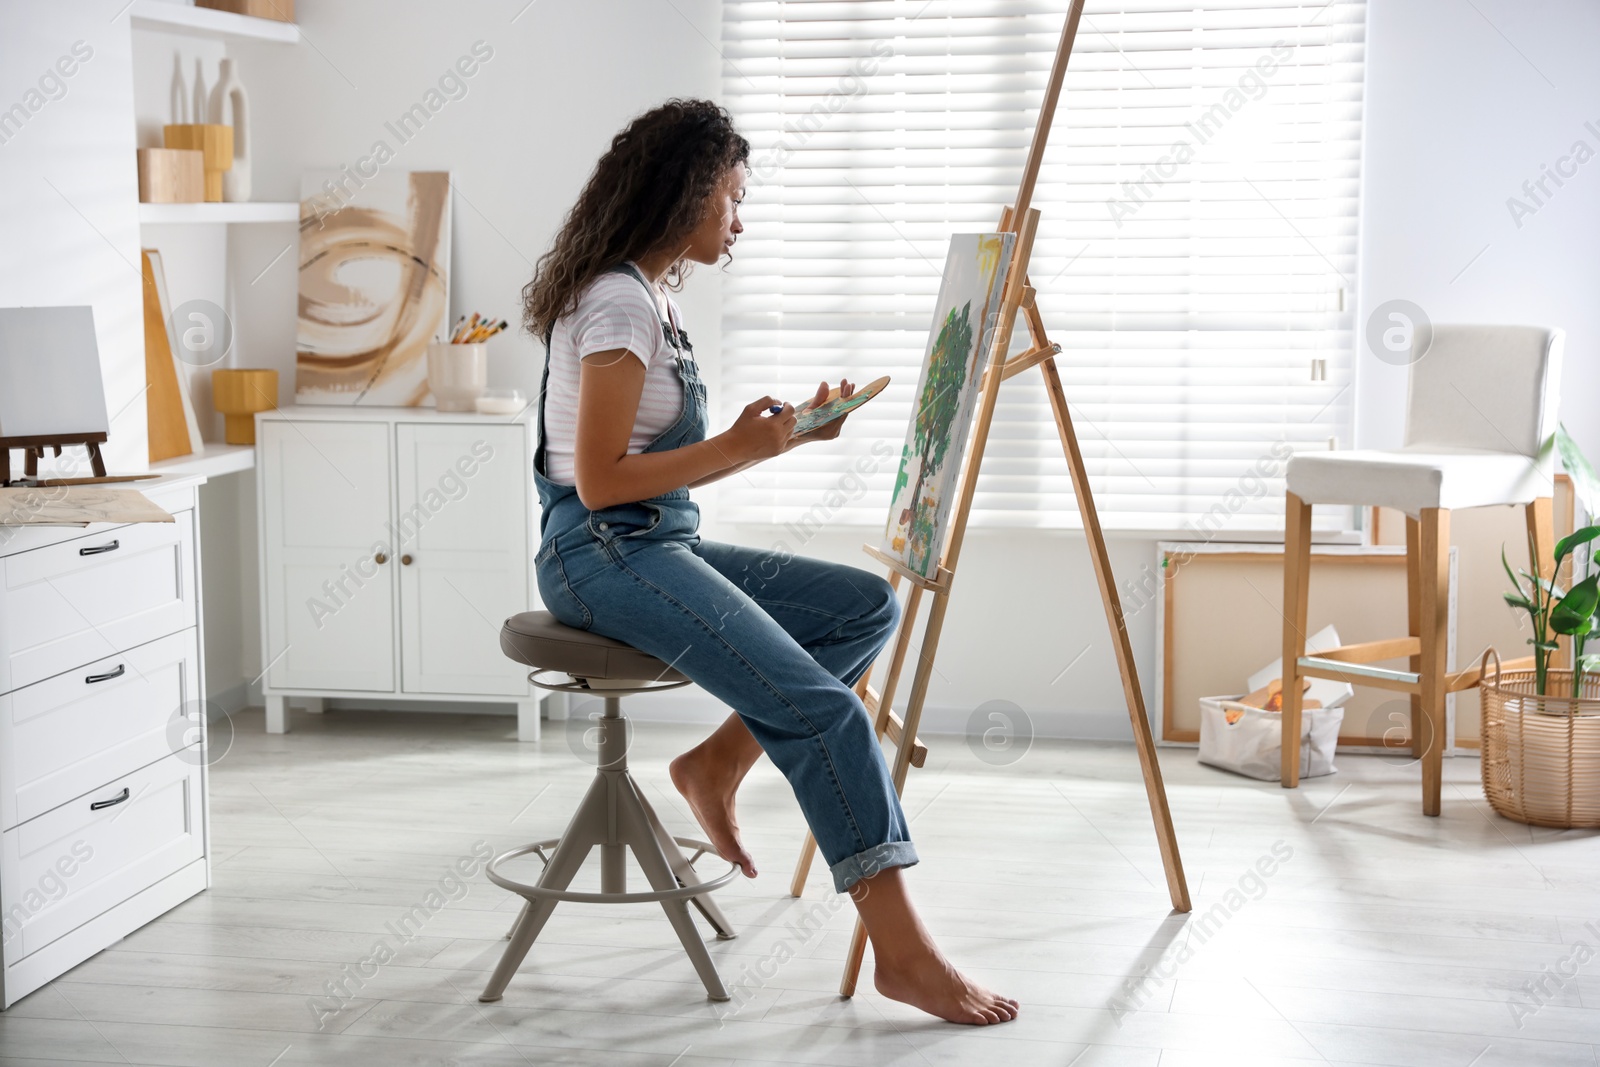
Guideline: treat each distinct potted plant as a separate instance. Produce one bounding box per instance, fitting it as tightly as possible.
[1483,425,1600,827]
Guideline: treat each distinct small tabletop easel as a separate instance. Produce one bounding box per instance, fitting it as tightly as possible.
[0,435,107,487]
[787,0,1191,996]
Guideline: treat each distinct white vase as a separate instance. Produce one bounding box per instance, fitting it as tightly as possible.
[207,58,251,203]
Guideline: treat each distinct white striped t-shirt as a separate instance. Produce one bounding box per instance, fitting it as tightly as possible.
[540,267,687,486]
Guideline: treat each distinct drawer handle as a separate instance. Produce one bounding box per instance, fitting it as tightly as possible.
[85,664,126,684]
[78,539,121,556]
[89,787,130,811]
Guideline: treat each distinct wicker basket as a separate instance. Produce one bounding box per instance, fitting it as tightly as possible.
[1479,649,1600,828]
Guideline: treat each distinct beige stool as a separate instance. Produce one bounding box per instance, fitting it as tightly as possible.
[478,611,739,1003]
[1280,324,1564,815]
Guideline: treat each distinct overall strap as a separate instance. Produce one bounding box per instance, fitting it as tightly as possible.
[607,263,692,353]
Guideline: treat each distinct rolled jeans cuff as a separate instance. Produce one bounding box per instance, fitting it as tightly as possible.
[829,841,919,894]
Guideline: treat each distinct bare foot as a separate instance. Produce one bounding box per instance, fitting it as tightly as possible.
[874,952,1019,1025]
[669,748,757,878]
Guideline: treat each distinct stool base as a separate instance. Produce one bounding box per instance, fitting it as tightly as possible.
[478,698,738,1003]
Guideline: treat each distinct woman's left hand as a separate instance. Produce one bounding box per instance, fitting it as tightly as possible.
[784,379,854,449]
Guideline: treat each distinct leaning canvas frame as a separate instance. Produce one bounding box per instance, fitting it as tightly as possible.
[295,169,451,406]
[882,233,1015,579]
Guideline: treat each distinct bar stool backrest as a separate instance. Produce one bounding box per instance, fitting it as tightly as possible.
[1402,324,1564,458]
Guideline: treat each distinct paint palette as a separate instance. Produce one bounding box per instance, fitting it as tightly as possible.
[790,375,889,437]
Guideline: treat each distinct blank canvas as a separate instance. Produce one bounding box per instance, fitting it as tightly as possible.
[0,306,109,439]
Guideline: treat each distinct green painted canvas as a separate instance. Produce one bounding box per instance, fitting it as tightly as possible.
[882,233,1015,578]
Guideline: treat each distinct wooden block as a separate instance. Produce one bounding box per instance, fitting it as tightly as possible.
[162,124,232,203]
[141,252,193,463]
[195,0,295,21]
[137,148,204,204]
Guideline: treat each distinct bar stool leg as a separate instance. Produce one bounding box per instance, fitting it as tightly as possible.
[1418,507,1451,816]
[637,788,737,940]
[616,777,731,1000]
[1281,491,1313,788]
[1404,516,1424,760]
[502,900,529,939]
[478,775,605,1003]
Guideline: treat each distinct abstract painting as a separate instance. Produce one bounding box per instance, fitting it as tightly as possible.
[882,233,1015,579]
[296,170,450,405]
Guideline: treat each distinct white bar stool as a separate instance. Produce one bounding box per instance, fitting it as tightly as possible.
[478,610,739,1003]
[1280,324,1564,815]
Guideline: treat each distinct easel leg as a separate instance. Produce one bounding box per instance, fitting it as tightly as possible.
[840,916,871,998]
[1038,356,1190,912]
[839,589,952,996]
[789,836,818,898]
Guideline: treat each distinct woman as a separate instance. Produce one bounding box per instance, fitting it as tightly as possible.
[521,98,1017,1026]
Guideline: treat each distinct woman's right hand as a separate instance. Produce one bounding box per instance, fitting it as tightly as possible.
[725,396,795,462]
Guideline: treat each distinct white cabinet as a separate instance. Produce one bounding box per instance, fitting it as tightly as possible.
[257,408,542,739]
[0,475,211,1008]
[259,420,396,693]
[396,425,531,696]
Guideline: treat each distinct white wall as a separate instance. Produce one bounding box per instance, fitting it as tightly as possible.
[1354,0,1600,461]
[0,2,144,477]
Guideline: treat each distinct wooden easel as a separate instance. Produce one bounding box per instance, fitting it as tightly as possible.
[786,0,1191,996]
[0,435,108,487]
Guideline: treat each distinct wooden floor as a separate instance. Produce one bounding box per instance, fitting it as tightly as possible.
[1,707,1596,1066]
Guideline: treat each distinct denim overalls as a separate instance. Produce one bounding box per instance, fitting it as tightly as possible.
[530,262,917,893]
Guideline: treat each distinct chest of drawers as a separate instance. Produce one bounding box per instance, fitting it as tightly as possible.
[0,474,210,1007]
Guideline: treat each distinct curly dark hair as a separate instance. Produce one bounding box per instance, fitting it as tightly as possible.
[522,99,750,343]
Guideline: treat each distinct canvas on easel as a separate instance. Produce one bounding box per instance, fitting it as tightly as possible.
[883,233,1014,579]
[787,0,1190,999]
[0,306,113,484]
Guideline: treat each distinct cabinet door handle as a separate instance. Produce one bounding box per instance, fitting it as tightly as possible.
[374,552,388,564]
[78,539,120,556]
[85,664,126,684]
[89,787,130,811]
[401,554,413,565]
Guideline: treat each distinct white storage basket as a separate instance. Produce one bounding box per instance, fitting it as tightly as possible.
[1198,696,1345,781]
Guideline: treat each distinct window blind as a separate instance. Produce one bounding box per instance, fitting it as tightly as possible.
[719,0,1365,533]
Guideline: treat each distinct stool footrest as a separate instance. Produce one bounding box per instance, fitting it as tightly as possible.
[486,838,740,905]
[1298,655,1421,693]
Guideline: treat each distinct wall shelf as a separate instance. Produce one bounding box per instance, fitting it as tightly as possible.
[128,1,299,44]
[149,442,256,478]
[138,202,299,225]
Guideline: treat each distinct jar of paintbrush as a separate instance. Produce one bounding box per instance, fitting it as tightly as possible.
[427,313,507,412]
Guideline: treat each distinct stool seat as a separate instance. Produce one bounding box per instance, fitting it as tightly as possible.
[1287,447,1551,518]
[501,610,689,684]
